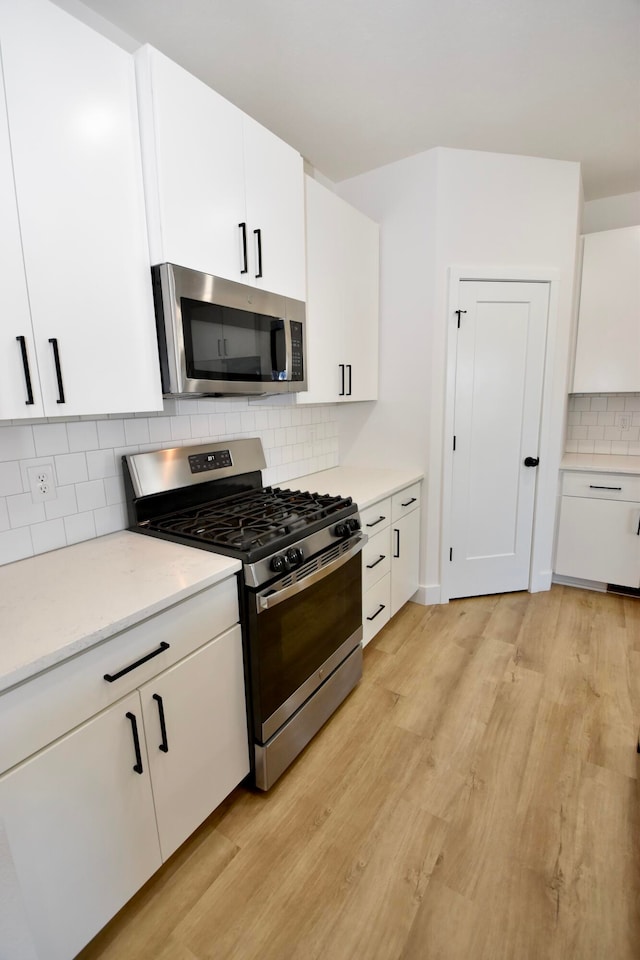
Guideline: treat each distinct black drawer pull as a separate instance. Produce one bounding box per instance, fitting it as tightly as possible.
[401,497,417,507]
[153,693,169,753]
[589,485,622,491]
[366,515,386,528]
[104,641,170,682]
[16,336,34,405]
[126,711,144,774]
[366,603,386,622]
[366,554,386,569]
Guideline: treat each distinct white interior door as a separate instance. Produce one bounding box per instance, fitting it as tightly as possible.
[448,280,549,599]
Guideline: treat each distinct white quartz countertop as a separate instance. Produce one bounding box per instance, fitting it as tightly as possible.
[283,465,424,510]
[0,531,240,694]
[560,454,640,475]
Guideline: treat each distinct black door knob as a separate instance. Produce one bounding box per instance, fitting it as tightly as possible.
[524,456,540,467]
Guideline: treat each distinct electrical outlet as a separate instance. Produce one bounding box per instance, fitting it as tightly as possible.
[616,412,632,431]
[27,463,57,503]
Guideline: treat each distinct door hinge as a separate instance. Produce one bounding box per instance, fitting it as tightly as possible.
[453,435,456,451]
[449,547,453,561]
[455,309,467,328]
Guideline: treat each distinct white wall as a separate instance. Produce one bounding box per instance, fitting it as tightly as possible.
[582,191,640,233]
[338,147,582,602]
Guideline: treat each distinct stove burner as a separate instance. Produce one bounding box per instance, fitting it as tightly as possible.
[145,487,353,555]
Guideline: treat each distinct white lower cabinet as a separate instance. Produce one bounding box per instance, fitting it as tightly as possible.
[360,482,421,644]
[0,583,249,960]
[0,691,161,960]
[140,625,249,862]
[555,472,640,588]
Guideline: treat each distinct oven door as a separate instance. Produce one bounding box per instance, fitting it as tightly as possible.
[247,536,364,744]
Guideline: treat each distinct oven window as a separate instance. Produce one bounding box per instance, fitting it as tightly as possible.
[181,298,287,382]
[249,552,362,739]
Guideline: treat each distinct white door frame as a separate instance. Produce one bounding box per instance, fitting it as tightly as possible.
[441,266,560,603]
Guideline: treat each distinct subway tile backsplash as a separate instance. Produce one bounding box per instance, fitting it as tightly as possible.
[566,394,640,455]
[0,397,339,567]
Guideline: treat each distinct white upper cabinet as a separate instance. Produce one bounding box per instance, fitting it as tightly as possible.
[0,0,163,419]
[299,176,379,404]
[572,226,640,393]
[135,46,306,302]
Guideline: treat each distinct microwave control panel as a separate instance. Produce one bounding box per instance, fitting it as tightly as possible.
[188,449,233,474]
[290,321,304,381]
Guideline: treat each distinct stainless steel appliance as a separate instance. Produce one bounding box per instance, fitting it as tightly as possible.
[152,263,306,397]
[123,438,365,790]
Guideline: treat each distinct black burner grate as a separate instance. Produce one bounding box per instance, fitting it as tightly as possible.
[145,487,353,554]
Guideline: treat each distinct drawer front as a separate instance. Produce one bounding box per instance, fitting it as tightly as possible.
[362,527,392,593]
[561,471,640,501]
[392,483,421,521]
[0,576,239,775]
[360,498,391,534]
[363,574,391,647]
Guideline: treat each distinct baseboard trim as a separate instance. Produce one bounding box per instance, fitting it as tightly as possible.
[552,574,607,593]
[413,584,443,606]
[529,569,553,593]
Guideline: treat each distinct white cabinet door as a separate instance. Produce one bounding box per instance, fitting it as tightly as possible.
[0,53,44,420]
[243,115,305,301]
[136,45,246,282]
[0,0,162,417]
[391,508,421,615]
[555,496,640,588]
[300,176,379,404]
[573,227,640,393]
[342,198,379,402]
[140,625,249,862]
[0,690,161,960]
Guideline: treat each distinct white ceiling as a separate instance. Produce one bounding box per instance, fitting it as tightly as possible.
[61,0,639,200]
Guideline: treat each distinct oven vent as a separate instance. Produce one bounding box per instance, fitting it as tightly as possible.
[295,543,343,584]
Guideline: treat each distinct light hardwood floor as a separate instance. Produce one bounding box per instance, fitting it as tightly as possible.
[77,586,640,960]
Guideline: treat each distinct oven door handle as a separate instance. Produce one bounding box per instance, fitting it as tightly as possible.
[256,536,367,613]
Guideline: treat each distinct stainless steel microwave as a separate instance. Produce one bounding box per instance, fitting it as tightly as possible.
[151,263,306,397]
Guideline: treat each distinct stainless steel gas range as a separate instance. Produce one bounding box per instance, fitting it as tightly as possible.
[123,438,366,790]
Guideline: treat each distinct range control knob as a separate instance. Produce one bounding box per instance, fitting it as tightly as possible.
[334,522,349,538]
[346,517,361,532]
[286,547,304,568]
[270,554,286,573]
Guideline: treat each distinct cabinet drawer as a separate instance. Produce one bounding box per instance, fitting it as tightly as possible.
[392,483,421,520]
[360,498,391,533]
[0,576,239,775]
[561,471,640,501]
[362,527,392,593]
[363,574,391,647]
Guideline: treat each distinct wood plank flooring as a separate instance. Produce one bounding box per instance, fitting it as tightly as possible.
[77,586,640,960]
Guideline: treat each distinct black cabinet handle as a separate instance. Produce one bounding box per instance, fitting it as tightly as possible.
[152,693,169,753]
[366,603,386,622]
[239,222,248,274]
[524,456,539,467]
[346,364,352,396]
[366,515,386,528]
[104,641,170,682]
[589,485,622,491]
[125,711,144,774]
[254,228,263,278]
[393,529,400,558]
[401,497,417,508]
[339,364,345,397]
[366,554,386,569]
[48,338,65,404]
[16,336,34,405]
[637,514,640,536]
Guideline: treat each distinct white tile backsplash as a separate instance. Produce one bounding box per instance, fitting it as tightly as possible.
[566,394,640,454]
[0,398,339,566]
